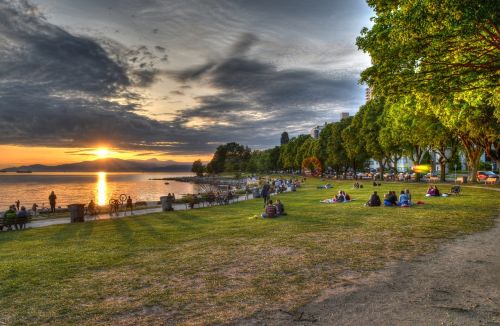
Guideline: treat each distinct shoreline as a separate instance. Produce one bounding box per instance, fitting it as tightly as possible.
[160,175,249,186]
[14,193,258,230]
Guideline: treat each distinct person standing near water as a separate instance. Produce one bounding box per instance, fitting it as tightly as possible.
[126,196,133,215]
[32,203,38,216]
[49,191,57,214]
[15,200,20,211]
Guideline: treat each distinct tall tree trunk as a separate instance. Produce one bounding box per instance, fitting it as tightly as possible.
[434,142,458,182]
[378,160,385,181]
[439,158,447,182]
[411,145,426,182]
[483,139,500,171]
[459,135,483,183]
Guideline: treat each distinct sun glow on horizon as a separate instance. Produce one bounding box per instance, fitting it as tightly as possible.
[95,148,110,158]
[0,145,213,169]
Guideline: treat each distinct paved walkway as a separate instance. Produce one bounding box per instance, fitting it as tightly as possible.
[29,195,254,229]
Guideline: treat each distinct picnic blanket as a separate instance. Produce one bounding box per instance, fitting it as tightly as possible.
[320,198,356,204]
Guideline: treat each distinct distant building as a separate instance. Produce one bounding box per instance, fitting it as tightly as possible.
[310,125,324,139]
[341,112,349,120]
[365,87,373,103]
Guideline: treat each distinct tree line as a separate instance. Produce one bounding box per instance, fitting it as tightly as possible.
[193,1,499,182]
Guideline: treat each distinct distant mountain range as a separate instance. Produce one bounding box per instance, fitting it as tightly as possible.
[0,158,192,172]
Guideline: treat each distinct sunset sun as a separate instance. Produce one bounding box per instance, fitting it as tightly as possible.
[95,148,110,158]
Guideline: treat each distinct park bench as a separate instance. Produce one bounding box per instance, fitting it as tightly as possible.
[456,176,466,184]
[429,176,439,183]
[0,216,31,231]
[484,177,498,185]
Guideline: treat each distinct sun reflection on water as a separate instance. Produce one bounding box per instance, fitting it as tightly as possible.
[97,172,107,206]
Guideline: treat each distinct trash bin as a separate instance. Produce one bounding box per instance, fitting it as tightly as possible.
[160,196,173,212]
[68,204,85,223]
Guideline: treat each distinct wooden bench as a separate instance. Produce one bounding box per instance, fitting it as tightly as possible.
[456,176,466,184]
[429,176,439,183]
[0,216,31,231]
[485,177,498,185]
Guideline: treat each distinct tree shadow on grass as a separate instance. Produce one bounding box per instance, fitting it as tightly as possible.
[50,223,80,243]
[111,219,137,245]
[155,212,209,233]
[76,220,94,241]
[130,216,166,240]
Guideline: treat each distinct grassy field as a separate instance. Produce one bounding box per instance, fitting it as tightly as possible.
[0,178,499,325]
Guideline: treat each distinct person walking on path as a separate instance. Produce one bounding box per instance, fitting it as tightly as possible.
[49,191,57,214]
[15,200,20,211]
[261,182,270,207]
[32,203,38,216]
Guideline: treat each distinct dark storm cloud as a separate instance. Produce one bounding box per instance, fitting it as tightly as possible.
[230,33,259,56]
[1,0,369,155]
[169,33,360,148]
[0,1,212,154]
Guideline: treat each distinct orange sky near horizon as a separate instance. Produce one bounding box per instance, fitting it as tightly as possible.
[0,145,212,168]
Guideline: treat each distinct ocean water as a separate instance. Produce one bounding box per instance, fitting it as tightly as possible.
[0,172,198,209]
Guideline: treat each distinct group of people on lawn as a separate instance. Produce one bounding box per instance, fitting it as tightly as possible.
[261,199,286,218]
[320,190,352,203]
[366,189,412,207]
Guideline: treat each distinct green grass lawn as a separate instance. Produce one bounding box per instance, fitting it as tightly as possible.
[1,178,499,325]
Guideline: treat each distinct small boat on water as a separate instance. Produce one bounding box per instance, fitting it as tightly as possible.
[165,182,170,185]
[16,170,32,173]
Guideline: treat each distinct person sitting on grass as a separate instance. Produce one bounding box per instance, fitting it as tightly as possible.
[405,189,412,205]
[261,200,277,218]
[383,193,391,206]
[426,185,441,197]
[353,182,363,189]
[336,190,346,202]
[390,191,398,205]
[399,190,410,207]
[366,191,381,206]
[384,191,397,206]
[275,199,287,216]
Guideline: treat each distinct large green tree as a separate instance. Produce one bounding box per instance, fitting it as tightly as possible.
[191,160,205,177]
[342,113,370,173]
[324,119,352,177]
[358,98,392,178]
[279,134,311,171]
[357,0,499,99]
[207,142,251,174]
[358,0,500,181]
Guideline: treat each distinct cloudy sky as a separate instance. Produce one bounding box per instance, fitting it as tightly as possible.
[0,0,372,167]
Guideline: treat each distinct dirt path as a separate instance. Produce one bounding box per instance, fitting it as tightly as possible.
[236,218,500,325]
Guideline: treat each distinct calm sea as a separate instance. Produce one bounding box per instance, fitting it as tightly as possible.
[0,172,198,209]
